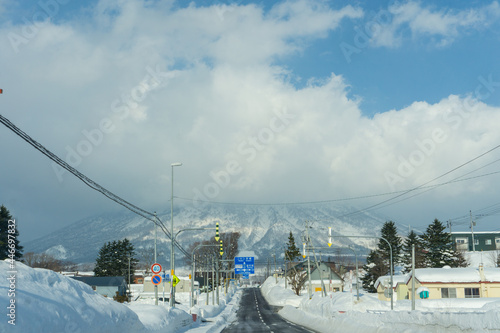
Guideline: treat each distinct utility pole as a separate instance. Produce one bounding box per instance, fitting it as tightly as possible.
[411,243,415,311]
[206,256,209,306]
[273,253,277,284]
[305,220,312,299]
[128,256,131,302]
[212,257,215,305]
[267,258,270,279]
[329,234,394,310]
[154,212,158,306]
[191,254,196,307]
[470,211,476,252]
[284,247,288,289]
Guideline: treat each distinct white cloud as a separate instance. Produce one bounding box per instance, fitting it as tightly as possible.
[0,0,499,240]
[370,1,500,48]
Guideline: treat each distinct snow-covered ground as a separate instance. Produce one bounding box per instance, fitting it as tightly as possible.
[0,260,239,333]
[261,277,500,333]
[3,258,500,333]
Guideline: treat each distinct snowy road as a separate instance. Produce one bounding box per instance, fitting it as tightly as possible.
[222,287,317,333]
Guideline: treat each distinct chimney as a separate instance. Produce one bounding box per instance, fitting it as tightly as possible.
[479,263,485,281]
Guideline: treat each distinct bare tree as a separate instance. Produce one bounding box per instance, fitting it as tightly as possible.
[136,247,156,273]
[23,252,68,271]
[185,232,240,269]
[287,263,308,296]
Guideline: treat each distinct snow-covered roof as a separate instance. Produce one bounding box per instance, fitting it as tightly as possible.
[374,274,408,289]
[483,268,500,282]
[414,268,481,283]
[404,267,500,284]
[451,231,500,235]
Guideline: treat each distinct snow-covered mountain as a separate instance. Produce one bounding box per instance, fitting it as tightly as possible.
[24,203,384,265]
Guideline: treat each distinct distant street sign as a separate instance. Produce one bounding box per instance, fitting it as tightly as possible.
[234,257,255,274]
[152,274,162,285]
[151,263,162,274]
[242,272,250,279]
[161,272,170,281]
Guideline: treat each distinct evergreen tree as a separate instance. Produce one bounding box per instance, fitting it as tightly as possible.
[0,205,23,261]
[378,221,402,273]
[285,231,301,262]
[401,230,425,273]
[361,249,387,293]
[454,249,468,267]
[361,221,401,292]
[94,239,138,282]
[421,219,461,267]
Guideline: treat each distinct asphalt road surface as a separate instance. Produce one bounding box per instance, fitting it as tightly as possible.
[222,287,317,333]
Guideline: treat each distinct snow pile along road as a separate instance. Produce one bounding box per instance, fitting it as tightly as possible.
[261,276,500,333]
[0,260,195,333]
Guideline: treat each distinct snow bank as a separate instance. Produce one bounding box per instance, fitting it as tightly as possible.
[260,276,500,332]
[128,304,194,332]
[0,260,144,333]
[260,276,304,307]
[0,260,200,333]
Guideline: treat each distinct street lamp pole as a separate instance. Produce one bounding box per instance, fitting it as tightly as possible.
[329,234,394,310]
[170,162,182,307]
[154,212,158,305]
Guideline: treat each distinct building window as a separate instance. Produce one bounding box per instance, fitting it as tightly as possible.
[441,288,457,298]
[496,238,500,243]
[474,239,479,245]
[465,288,480,298]
[485,239,492,245]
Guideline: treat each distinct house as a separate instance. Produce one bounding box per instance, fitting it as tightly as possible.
[133,272,144,284]
[290,261,344,292]
[71,276,128,297]
[451,231,500,251]
[374,275,408,301]
[401,266,500,300]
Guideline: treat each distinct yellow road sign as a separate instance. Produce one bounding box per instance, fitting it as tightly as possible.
[172,274,180,287]
[215,222,220,242]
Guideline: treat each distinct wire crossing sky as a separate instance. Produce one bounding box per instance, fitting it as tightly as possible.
[1,0,500,241]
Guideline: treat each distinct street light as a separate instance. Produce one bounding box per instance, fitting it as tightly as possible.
[170,162,182,307]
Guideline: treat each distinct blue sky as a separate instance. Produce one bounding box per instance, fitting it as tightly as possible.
[6,0,500,115]
[1,0,500,241]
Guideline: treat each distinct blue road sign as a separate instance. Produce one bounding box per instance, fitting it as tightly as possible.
[242,272,250,279]
[152,274,162,285]
[234,257,255,274]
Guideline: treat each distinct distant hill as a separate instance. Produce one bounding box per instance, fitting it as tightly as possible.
[24,202,385,265]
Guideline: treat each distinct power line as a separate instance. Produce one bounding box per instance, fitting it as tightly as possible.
[177,170,500,207]
[334,144,500,220]
[0,114,191,258]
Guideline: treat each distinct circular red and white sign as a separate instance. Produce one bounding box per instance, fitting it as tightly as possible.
[151,263,162,274]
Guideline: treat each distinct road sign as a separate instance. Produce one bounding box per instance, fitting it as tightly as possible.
[152,274,162,285]
[151,263,162,274]
[215,222,220,241]
[160,272,170,281]
[172,274,180,287]
[242,272,250,279]
[234,257,254,274]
